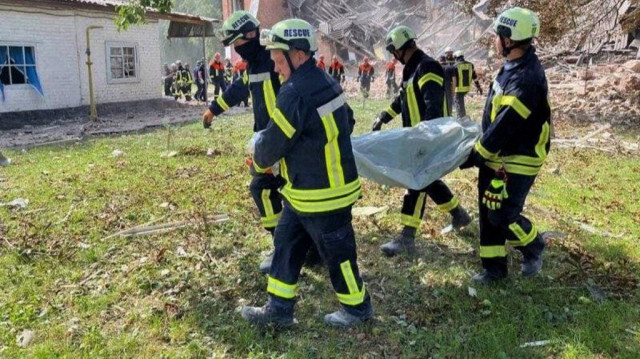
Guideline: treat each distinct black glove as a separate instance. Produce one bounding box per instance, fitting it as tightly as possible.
[372,116,383,131]
[459,149,481,169]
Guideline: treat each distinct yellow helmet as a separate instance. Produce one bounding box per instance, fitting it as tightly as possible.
[260,19,317,52]
[493,7,540,41]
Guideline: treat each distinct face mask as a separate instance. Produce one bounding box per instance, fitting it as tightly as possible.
[235,37,261,62]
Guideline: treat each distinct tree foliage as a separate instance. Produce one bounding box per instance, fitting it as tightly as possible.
[454,0,640,46]
[115,0,173,31]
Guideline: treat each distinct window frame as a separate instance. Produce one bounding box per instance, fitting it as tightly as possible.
[0,43,38,88]
[105,42,140,84]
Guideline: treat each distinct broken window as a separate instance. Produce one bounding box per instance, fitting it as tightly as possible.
[0,44,44,100]
[107,43,138,82]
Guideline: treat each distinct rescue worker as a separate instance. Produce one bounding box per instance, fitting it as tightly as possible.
[452,50,482,118]
[444,46,455,65]
[371,26,471,257]
[233,59,250,107]
[241,18,372,328]
[460,7,549,284]
[173,60,185,100]
[201,11,320,273]
[328,55,345,84]
[194,60,207,102]
[438,55,455,116]
[385,57,399,97]
[182,63,194,101]
[163,63,173,96]
[209,52,227,100]
[224,56,234,87]
[357,56,375,98]
[316,54,326,71]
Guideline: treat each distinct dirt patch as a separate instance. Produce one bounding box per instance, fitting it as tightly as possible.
[0,98,250,149]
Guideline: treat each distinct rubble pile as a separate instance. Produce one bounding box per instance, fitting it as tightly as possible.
[548,59,640,125]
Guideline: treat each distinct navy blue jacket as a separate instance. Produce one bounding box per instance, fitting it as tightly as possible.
[253,58,359,215]
[475,47,551,176]
[208,47,281,132]
[379,49,448,127]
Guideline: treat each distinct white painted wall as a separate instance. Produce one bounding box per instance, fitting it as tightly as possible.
[0,4,161,114]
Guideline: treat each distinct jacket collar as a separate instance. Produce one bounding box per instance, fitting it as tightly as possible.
[504,46,536,71]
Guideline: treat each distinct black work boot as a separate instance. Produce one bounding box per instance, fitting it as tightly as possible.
[450,206,472,230]
[471,270,507,284]
[241,300,296,328]
[380,227,416,257]
[520,233,547,277]
[324,306,373,328]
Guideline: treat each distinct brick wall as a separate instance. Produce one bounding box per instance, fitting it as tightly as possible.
[0,4,161,114]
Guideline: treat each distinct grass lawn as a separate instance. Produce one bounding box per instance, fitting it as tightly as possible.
[1,96,639,358]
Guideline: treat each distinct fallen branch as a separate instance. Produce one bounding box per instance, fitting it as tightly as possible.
[102,214,229,239]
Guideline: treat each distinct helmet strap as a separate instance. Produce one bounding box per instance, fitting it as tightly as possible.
[284,51,296,75]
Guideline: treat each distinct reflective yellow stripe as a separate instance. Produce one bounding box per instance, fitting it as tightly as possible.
[337,260,366,306]
[267,276,298,299]
[281,178,360,201]
[413,192,426,219]
[417,73,444,88]
[456,63,472,93]
[443,95,449,117]
[535,122,550,159]
[437,197,459,213]
[253,160,270,174]
[282,186,361,213]
[216,96,230,111]
[279,158,289,182]
[406,83,420,127]
[499,95,531,119]
[242,70,249,85]
[320,113,345,188]
[261,189,274,217]
[479,245,507,258]
[260,213,281,228]
[272,108,296,139]
[485,161,541,176]
[400,214,422,228]
[340,260,359,294]
[385,106,398,118]
[263,79,277,118]
[475,141,500,161]
[507,223,538,247]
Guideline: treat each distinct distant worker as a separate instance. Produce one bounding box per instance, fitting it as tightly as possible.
[372,26,471,257]
[234,59,249,107]
[183,63,194,101]
[195,60,207,102]
[452,50,482,118]
[316,54,326,71]
[163,63,173,97]
[224,56,234,86]
[357,56,375,98]
[459,7,550,284]
[385,57,399,97]
[444,47,455,65]
[209,53,227,100]
[328,55,345,84]
[438,55,455,116]
[241,18,372,329]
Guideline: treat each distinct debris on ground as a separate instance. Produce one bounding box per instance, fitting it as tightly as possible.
[0,198,29,209]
